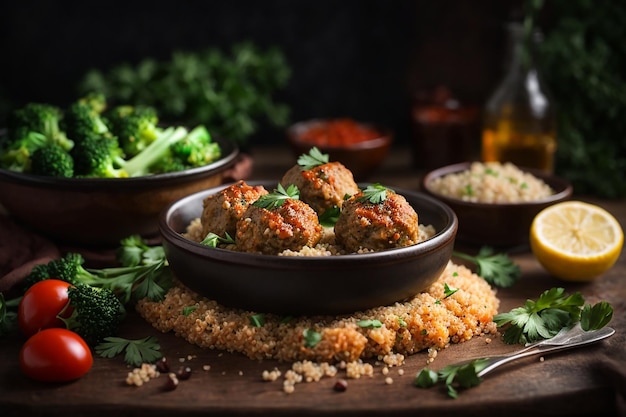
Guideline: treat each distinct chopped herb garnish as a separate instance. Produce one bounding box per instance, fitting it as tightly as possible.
[484,168,499,177]
[318,205,340,227]
[253,183,299,209]
[520,182,528,189]
[462,185,474,196]
[415,358,490,399]
[182,306,197,316]
[303,328,322,348]
[443,283,458,298]
[200,231,235,248]
[357,183,390,204]
[493,287,613,345]
[297,147,329,170]
[398,317,407,328]
[249,314,265,327]
[420,329,428,335]
[95,336,162,367]
[453,247,521,288]
[357,319,383,329]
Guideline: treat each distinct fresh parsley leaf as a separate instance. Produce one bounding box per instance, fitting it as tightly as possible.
[580,301,613,331]
[453,247,521,288]
[182,306,197,316]
[493,288,588,344]
[397,317,407,328]
[443,283,458,298]
[318,205,340,227]
[297,147,329,170]
[303,328,322,348]
[95,336,162,367]
[253,183,299,209]
[415,358,489,399]
[249,314,265,327]
[357,319,383,329]
[357,183,390,204]
[201,232,235,248]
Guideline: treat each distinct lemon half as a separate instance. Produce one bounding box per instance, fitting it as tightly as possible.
[530,201,624,282]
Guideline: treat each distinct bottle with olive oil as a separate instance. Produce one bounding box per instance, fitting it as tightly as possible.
[482,22,557,173]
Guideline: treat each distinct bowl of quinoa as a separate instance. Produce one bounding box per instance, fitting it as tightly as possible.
[422,161,572,246]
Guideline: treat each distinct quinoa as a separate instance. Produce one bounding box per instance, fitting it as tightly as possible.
[136,262,499,363]
[427,161,554,203]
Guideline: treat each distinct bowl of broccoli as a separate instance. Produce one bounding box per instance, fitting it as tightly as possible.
[0,94,239,247]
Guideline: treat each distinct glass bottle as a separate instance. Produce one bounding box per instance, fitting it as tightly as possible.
[481,22,557,173]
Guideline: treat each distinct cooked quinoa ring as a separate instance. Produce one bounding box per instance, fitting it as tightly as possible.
[136,262,499,363]
[428,161,554,203]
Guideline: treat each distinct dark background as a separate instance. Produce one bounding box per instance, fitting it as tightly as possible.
[0,0,525,146]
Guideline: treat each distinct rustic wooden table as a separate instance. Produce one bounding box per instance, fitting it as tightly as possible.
[1,146,624,417]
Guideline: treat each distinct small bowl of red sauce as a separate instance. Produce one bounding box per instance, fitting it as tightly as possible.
[286,118,393,180]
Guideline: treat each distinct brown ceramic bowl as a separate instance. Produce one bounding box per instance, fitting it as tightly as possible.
[160,180,458,315]
[286,119,393,181]
[0,138,238,248]
[421,162,573,247]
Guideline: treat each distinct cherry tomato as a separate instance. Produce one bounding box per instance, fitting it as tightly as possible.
[18,279,72,337]
[20,328,93,382]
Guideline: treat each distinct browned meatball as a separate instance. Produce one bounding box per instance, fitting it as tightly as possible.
[280,161,359,216]
[201,180,268,239]
[334,188,419,252]
[235,198,323,255]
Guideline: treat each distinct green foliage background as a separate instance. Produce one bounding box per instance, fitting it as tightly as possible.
[531,0,626,198]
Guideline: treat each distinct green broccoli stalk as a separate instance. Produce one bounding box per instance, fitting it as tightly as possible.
[25,251,172,305]
[57,284,126,346]
[29,143,74,177]
[121,126,188,177]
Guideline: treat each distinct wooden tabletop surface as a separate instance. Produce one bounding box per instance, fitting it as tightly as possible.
[1,146,625,417]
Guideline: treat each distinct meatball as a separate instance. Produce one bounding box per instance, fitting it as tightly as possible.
[235,198,323,255]
[334,188,419,252]
[200,180,268,239]
[280,161,359,216]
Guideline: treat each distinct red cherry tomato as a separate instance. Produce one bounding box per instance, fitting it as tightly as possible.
[20,328,93,382]
[18,279,72,337]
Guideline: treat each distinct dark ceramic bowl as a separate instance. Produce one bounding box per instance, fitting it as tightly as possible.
[421,162,573,247]
[286,119,393,181]
[160,180,458,316]
[0,138,238,248]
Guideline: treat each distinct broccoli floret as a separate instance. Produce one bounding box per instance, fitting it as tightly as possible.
[78,92,108,114]
[27,251,172,305]
[30,143,74,177]
[0,129,47,172]
[1,103,73,171]
[170,125,221,168]
[7,103,68,146]
[106,105,161,157]
[63,101,110,145]
[58,284,126,346]
[71,133,127,178]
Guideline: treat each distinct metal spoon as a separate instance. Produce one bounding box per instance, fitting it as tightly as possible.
[456,323,615,378]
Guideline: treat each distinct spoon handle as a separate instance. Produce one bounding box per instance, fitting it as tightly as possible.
[476,326,615,378]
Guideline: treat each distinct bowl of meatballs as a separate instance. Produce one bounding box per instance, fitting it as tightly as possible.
[160,148,458,315]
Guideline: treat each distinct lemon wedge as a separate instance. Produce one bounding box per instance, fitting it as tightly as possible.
[530,201,624,282]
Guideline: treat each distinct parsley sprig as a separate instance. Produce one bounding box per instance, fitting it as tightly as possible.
[200,232,235,248]
[357,183,390,204]
[253,183,299,209]
[297,147,329,170]
[493,287,613,345]
[95,336,162,367]
[415,358,489,399]
[453,247,521,288]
